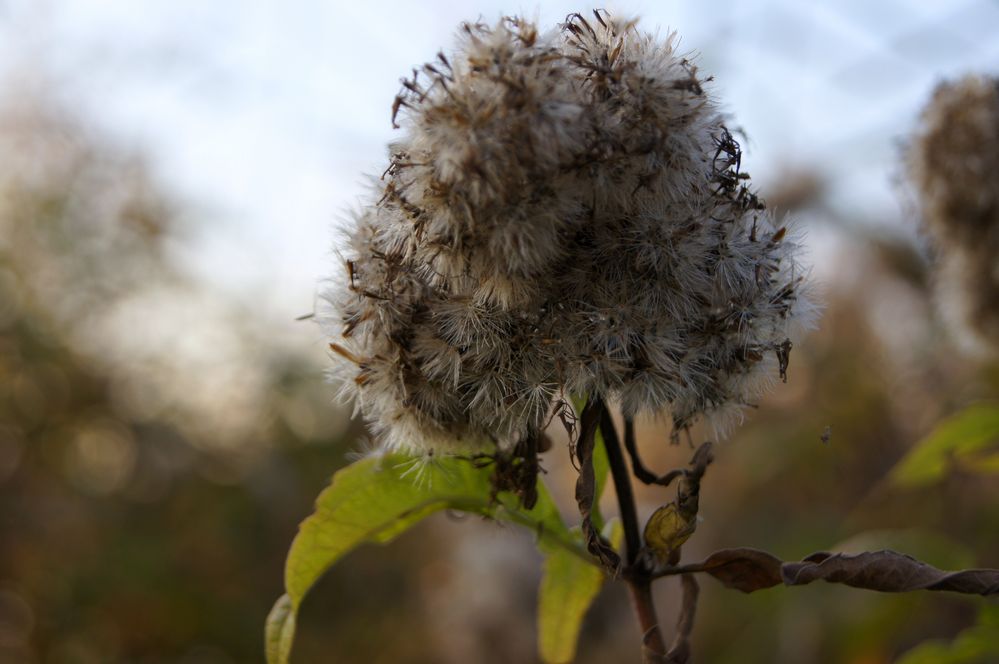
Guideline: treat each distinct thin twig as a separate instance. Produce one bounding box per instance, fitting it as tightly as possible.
[664,574,699,664]
[652,562,716,580]
[633,580,668,664]
[623,417,689,487]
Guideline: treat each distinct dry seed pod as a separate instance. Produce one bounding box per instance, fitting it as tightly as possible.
[321,12,816,454]
[908,74,999,354]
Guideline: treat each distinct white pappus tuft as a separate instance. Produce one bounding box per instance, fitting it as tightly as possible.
[320,12,816,455]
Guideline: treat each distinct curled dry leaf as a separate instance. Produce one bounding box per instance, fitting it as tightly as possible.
[782,550,999,595]
[574,399,621,571]
[643,442,715,565]
[669,547,999,597]
[675,548,784,593]
[644,504,698,565]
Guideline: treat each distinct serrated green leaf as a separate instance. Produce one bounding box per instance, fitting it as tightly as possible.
[890,403,999,487]
[270,453,585,662]
[264,594,295,664]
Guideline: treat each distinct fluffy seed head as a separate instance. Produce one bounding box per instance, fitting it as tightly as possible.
[908,74,999,354]
[321,12,816,454]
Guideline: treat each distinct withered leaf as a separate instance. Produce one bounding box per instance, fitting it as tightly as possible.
[682,548,999,596]
[644,503,696,564]
[574,398,621,571]
[781,550,999,595]
[691,548,783,593]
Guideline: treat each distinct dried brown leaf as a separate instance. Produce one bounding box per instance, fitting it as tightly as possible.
[690,548,783,593]
[654,548,778,590]
[574,398,621,571]
[781,550,999,595]
[677,548,999,596]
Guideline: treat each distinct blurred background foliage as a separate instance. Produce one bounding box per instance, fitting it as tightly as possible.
[0,87,357,663]
[1,3,998,664]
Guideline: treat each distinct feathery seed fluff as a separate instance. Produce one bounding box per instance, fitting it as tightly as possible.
[321,12,816,454]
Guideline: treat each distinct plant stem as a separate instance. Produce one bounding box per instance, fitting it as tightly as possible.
[598,405,667,659]
[631,580,668,662]
[624,417,687,488]
[599,408,641,565]
[624,417,660,485]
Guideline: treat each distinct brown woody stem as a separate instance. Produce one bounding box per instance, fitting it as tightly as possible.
[600,407,641,564]
[598,403,667,659]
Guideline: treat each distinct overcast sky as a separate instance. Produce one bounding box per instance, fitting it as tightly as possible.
[2,0,998,318]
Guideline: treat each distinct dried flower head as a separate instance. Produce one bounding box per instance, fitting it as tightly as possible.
[908,74,999,354]
[321,12,815,454]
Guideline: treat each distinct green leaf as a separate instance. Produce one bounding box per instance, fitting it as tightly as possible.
[497,480,580,557]
[286,455,481,607]
[890,403,999,487]
[286,454,576,607]
[965,452,999,476]
[269,453,586,663]
[602,516,624,551]
[537,538,603,663]
[537,520,617,664]
[264,594,295,664]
